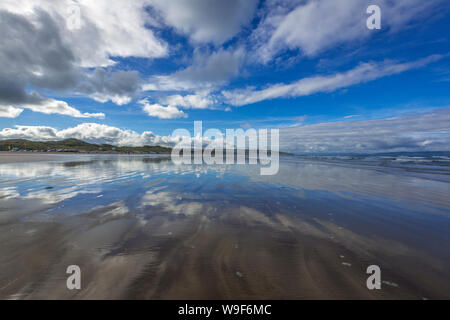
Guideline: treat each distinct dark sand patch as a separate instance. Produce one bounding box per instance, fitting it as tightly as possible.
[0,153,64,164]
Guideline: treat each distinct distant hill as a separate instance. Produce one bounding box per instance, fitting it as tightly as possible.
[0,139,172,154]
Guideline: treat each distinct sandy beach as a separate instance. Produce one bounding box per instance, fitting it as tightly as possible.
[0,154,449,299]
[0,153,62,164]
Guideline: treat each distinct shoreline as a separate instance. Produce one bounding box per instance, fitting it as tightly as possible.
[0,153,449,299]
[0,152,171,164]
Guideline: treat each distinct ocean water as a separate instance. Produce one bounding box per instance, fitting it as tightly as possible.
[0,154,449,299]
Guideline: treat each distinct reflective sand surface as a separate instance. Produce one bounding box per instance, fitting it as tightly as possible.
[0,154,449,299]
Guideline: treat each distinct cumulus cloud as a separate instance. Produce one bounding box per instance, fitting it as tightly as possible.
[0,106,24,118]
[0,9,79,108]
[150,0,258,45]
[1,0,447,123]
[223,55,443,106]
[139,100,187,119]
[0,90,105,119]
[19,98,105,119]
[144,48,244,92]
[2,107,448,154]
[143,48,244,112]
[253,0,444,62]
[0,123,184,147]
[0,126,59,141]
[0,1,163,118]
[2,0,167,67]
[159,93,215,110]
[77,69,141,106]
[280,107,450,153]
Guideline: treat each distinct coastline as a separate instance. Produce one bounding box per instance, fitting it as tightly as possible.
[0,152,171,164]
[0,152,68,164]
[0,153,449,299]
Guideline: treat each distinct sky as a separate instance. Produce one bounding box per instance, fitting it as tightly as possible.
[0,0,449,153]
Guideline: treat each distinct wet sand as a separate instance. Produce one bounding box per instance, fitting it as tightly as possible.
[0,152,65,164]
[0,155,449,299]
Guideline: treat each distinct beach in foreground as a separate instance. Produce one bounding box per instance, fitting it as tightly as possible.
[0,154,449,299]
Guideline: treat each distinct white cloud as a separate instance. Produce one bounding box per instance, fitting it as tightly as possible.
[77,69,141,106]
[0,126,59,141]
[74,0,167,67]
[21,98,105,119]
[150,0,258,45]
[253,0,444,62]
[144,48,244,92]
[160,93,215,110]
[0,123,186,147]
[1,0,167,68]
[223,55,443,106]
[140,100,187,119]
[2,107,449,154]
[0,96,104,119]
[280,107,450,153]
[142,48,244,114]
[0,0,162,112]
[1,0,447,124]
[90,94,132,106]
[0,106,24,118]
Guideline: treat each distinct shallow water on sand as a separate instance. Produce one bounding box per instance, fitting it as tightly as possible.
[0,154,449,299]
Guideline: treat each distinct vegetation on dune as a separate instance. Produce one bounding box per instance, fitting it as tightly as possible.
[0,138,172,154]
[0,138,294,155]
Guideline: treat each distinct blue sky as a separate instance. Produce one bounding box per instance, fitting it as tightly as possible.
[0,0,449,153]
